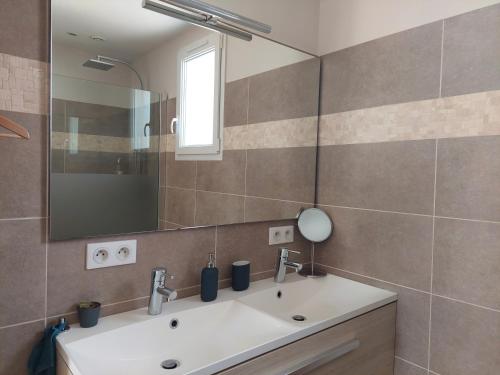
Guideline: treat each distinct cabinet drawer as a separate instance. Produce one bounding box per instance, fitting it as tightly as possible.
[218,302,396,375]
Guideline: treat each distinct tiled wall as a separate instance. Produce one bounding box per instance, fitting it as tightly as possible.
[159,59,320,228]
[0,2,310,374]
[315,4,500,375]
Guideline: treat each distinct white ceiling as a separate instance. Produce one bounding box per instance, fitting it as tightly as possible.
[52,0,188,61]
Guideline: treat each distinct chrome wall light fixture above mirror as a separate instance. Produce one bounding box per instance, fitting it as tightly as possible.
[49,0,320,240]
[142,0,272,41]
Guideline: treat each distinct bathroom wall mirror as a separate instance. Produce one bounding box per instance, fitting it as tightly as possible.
[50,0,320,240]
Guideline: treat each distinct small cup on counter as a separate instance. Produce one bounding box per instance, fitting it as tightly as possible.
[77,301,101,328]
[232,261,250,291]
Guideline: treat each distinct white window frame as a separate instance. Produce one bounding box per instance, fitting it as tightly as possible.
[175,34,225,161]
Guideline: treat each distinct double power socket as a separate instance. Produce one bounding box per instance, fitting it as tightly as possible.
[86,240,137,269]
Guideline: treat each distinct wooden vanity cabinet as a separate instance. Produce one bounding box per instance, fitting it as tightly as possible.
[218,303,396,375]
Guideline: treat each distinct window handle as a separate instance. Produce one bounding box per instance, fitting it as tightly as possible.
[170,118,177,134]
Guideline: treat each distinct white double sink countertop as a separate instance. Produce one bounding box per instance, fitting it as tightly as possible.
[57,273,398,375]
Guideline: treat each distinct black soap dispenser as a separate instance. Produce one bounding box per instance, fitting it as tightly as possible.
[201,253,218,302]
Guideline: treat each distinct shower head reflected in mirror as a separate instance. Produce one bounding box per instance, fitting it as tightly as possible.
[82,55,145,89]
[82,57,115,71]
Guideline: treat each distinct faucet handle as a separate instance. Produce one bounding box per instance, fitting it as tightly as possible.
[166,273,175,280]
[278,248,301,258]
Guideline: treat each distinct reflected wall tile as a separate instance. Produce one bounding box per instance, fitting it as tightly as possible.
[196,150,246,195]
[0,111,47,218]
[224,78,248,127]
[0,219,46,326]
[246,147,316,203]
[159,186,166,222]
[165,187,195,227]
[244,197,310,223]
[194,191,244,226]
[165,152,196,189]
[248,58,320,124]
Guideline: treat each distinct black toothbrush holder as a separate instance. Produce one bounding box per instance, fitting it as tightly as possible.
[232,260,250,291]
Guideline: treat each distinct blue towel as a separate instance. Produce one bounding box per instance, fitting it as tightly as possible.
[27,321,68,375]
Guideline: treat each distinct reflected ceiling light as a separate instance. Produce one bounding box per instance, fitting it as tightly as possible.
[143,0,272,42]
[89,35,106,42]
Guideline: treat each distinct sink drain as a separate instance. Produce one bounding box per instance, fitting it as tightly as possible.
[170,318,179,329]
[292,314,306,322]
[161,359,180,370]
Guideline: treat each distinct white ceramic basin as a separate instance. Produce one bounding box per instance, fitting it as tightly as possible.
[238,274,395,326]
[57,274,397,375]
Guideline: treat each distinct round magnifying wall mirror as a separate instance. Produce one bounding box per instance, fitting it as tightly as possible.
[297,208,333,243]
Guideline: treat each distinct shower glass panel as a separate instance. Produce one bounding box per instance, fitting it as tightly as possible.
[50,75,161,240]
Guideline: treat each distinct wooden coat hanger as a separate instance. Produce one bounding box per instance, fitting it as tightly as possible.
[0,114,30,139]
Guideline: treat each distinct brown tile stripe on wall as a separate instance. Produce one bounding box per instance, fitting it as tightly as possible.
[316,4,500,375]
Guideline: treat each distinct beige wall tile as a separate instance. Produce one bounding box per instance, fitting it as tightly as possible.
[317,140,436,215]
[442,4,500,96]
[0,0,49,61]
[320,22,441,114]
[0,219,46,326]
[433,218,500,310]
[315,206,434,291]
[0,321,45,375]
[430,296,500,375]
[319,90,500,146]
[436,135,500,222]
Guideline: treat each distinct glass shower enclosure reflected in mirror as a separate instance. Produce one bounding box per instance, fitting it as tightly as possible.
[50,75,161,240]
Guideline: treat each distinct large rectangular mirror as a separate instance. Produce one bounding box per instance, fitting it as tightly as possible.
[50,0,320,240]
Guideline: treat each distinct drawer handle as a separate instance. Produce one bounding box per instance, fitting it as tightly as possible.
[283,338,360,375]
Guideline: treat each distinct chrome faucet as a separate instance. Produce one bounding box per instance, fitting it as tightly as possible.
[148,267,177,315]
[274,248,303,283]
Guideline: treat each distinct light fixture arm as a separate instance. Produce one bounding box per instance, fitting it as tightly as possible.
[143,0,272,42]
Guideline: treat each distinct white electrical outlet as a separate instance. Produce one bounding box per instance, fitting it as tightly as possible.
[86,240,137,269]
[269,225,294,245]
